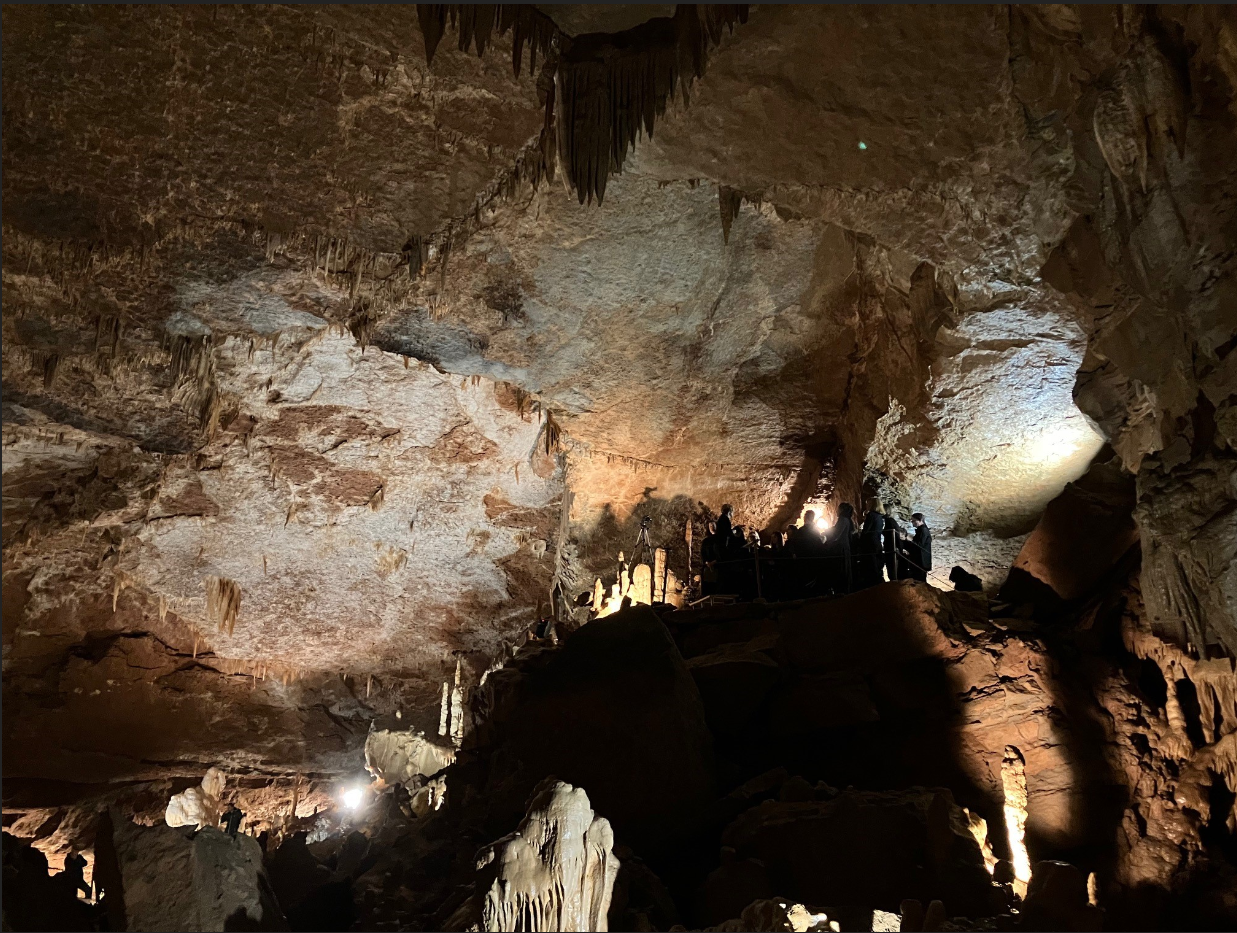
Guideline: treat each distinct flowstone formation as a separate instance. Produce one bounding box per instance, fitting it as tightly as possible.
[4,4,1237,932]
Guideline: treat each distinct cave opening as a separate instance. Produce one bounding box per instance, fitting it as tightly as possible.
[4,4,1237,933]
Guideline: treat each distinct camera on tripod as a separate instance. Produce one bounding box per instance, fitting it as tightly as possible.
[639,515,653,529]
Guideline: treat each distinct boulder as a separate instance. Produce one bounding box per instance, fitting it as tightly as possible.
[1020,860,1103,932]
[686,643,782,740]
[1000,451,1138,610]
[112,818,284,931]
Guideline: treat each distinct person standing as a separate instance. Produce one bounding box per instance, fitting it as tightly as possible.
[826,503,855,594]
[857,499,885,588]
[882,510,905,581]
[900,512,932,581]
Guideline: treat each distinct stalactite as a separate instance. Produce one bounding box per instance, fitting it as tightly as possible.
[169,334,221,437]
[417,5,555,77]
[417,5,746,206]
[718,185,743,243]
[205,575,241,636]
[450,657,465,746]
[556,6,748,204]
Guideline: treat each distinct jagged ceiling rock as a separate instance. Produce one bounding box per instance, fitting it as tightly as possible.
[634,5,1075,286]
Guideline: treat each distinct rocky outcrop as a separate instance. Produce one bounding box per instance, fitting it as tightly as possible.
[466,607,716,858]
[111,819,283,932]
[1000,449,1139,611]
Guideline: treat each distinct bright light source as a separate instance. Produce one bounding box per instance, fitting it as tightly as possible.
[342,787,364,810]
[815,519,831,533]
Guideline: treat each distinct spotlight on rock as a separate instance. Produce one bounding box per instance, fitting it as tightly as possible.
[342,786,364,811]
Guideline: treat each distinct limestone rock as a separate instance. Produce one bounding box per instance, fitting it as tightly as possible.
[1020,860,1103,932]
[112,819,283,932]
[364,726,456,787]
[1000,449,1139,609]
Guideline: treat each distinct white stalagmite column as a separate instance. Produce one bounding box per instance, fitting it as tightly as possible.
[631,564,653,605]
[653,548,667,602]
[439,682,450,737]
[449,658,465,746]
[1001,745,1032,898]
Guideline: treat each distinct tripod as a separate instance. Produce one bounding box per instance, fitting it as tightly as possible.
[630,520,656,569]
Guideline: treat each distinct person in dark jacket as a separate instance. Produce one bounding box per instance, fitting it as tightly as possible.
[715,504,735,543]
[856,499,886,588]
[786,512,825,598]
[788,510,823,557]
[899,512,932,581]
[826,503,855,594]
[882,511,905,581]
[700,521,721,595]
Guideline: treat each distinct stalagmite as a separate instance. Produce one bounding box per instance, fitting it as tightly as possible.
[1001,745,1032,898]
[451,780,619,932]
[653,547,667,602]
[963,807,998,875]
[631,563,653,605]
[450,658,465,746]
[439,682,451,737]
[165,767,226,829]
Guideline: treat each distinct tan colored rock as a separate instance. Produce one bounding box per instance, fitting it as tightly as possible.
[113,819,282,932]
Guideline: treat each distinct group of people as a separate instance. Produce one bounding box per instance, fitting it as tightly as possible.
[699,500,933,601]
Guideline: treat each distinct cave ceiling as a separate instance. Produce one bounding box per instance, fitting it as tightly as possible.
[4,1,1237,704]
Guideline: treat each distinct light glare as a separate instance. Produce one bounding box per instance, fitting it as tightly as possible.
[343,787,363,810]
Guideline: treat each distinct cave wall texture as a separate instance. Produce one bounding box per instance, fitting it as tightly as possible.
[3,5,1237,920]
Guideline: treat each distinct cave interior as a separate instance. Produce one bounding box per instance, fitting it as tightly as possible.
[3,4,1237,932]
